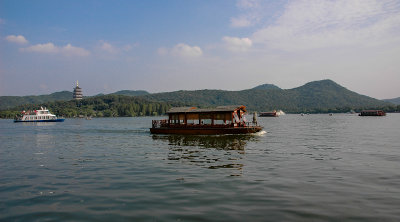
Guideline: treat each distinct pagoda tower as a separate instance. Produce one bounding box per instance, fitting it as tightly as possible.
[73,80,83,100]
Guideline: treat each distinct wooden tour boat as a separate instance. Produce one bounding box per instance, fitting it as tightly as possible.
[259,110,285,117]
[359,110,386,116]
[150,105,262,135]
[259,111,278,117]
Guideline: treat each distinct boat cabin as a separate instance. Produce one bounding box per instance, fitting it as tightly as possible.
[359,110,386,116]
[151,105,261,134]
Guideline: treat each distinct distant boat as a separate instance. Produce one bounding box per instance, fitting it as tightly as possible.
[14,107,65,122]
[359,110,386,116]
[150,105,262,135]
[259,110,284,117]
[259,111,278,117]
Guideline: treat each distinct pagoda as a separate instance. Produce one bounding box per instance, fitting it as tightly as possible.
[73,80,83,100]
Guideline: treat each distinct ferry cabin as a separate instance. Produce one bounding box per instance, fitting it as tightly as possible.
[359,110,386,116]
[14,107,63,122]
[21,113,57,121]
[170,106,245,126]
[151,105,262,134]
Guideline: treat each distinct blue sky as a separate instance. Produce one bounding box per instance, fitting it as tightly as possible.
[1,0,400,99]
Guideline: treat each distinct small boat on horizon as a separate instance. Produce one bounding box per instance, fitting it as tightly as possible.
[150,105,262,135]
[359,110,386,116]
[14,107,65,122]
[259,110,285,117]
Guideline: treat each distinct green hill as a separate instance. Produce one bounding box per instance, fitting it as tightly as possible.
[0,94,176,118]
[1,79,396,115]
[112,90,149,96]
[0,91,73,110]
[140,80,391,113]
[383,97,400,105]
[0,90,149,110]
[252,84,281,90]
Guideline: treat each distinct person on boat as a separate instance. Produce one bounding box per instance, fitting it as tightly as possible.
[253,112,258,125]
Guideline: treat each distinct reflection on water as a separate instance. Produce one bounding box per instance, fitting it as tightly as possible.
[152,134,259,175]
[2,116,400,221]
[152,134,257,150]
[34,133,55,149]
[21,122,56,127]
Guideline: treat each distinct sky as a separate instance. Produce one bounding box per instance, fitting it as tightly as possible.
[1,0,400,99]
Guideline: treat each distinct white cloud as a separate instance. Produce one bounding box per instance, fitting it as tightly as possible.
[62,44,90,56]
[99,41,118,54]
[159,43,203,58]
[96,41,138,55]
[172,43,203,57]
[223,36,252,52]
[230,0,263,27]
[22,43,58,53]
[251,0,400,51]
[5,35,28,44]
[21,42,90,56]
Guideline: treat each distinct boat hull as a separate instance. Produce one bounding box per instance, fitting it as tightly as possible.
[259,112,278,117]
[150,126,262,135]
[14,119,65,123]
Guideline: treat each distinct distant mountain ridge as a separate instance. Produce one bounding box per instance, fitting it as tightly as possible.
[112,90,149,96]
[0,91,73,110]
[139,79,391,113]
[0,80,394,113]
[252,84,281,90]
[0,90,149,110]
[383,97,400,105]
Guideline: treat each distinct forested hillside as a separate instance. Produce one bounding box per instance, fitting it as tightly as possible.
[112,90,149,96]
[1,79,398,118]
[383,97,400,105]
[140,80,393,113]
[0,91,73,110]
[0,95,175,118]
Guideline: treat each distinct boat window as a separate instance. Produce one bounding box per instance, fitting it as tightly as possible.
[187,119,200,125]
[214,120,226,125]
[202,119,212,125]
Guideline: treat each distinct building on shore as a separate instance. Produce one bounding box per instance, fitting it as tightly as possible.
[73,80,83,100]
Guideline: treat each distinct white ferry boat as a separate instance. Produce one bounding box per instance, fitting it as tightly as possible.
[14,107,65,122]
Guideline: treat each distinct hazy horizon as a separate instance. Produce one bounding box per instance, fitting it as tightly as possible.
[1,0,400,99]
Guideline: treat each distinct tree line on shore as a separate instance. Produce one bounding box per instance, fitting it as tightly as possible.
[0,95,176,119]
[1,79,400,119]
[1,94,399,119]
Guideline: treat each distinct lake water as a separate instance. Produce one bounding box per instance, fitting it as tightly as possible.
[1,114,400,221]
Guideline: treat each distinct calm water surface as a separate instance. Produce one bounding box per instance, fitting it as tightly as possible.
[1,114,399,221]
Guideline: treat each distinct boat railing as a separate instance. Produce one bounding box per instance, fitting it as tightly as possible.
[152,119,168,128]
[152,119,260,128]
[244,121,259,127]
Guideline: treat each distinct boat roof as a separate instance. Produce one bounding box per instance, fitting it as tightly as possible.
[167,105,246,114]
